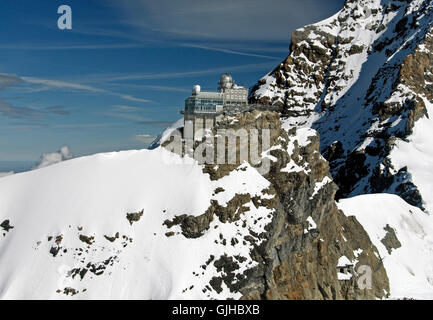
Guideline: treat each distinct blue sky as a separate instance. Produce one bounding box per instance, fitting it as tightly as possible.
[0,0,344,171]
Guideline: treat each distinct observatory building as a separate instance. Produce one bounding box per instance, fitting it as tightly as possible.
[182,74,249,140]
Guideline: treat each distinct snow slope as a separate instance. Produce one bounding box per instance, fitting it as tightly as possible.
[390,98,433,213]
[148,118,184,149]
[338,194,433,299]
[0,147,273,299]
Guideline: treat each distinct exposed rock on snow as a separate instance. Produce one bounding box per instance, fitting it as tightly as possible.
[380,224,402,254]
[338,194,433,299]
[1,219,14,234]
[126,209,144,225]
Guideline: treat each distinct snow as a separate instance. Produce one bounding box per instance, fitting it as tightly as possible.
[353,249,363,258]
[337,255,352,267]
[0,147,274,299]
[338,272,352,281]
[337,255,354,281]
[310,176,333,199]
[304,216,317,234]
[0,171,14,179]
[149,118,184,148]
[390,98,433,213]
[281,127,316,174]
[338,194,433,299]
[211,162,272,207]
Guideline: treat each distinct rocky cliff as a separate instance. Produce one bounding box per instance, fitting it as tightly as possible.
[251,0,433,210]
[162,109,389,299]
[218,111,389,299]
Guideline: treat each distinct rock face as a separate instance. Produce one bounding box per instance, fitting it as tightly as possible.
[164,109,389,299]
[251,0,433,210]
[224,111,389,299]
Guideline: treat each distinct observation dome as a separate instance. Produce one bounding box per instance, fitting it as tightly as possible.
[218,73,234,91]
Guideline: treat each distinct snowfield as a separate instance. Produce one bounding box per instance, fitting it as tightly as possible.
[390,98,433,214]
[338,194,433,299]
[0,147,274,299]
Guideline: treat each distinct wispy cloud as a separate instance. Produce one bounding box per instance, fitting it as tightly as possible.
[0,73,22,90]
[0,74,44,119]
[112,105,143,112]
[81,61,278,83]
[45,105,70,116]
[109,83,192,93]
[1,122,124,131]
[22,77,103,92]
[0,43,149,50]
[180,43,281,60]
[46,21,288,60]
[0,98,42,119]
[0,99,69,119]
[72,26,287,59]
[134,133,156,145]
[1,73,151,119]
[0,39,284,61]
[115,0,345,41]
[21,76,153,103]
[102,105,150,122]
[119,94,152,103]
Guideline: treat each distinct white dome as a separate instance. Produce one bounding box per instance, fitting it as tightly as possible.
[192,85,201,95]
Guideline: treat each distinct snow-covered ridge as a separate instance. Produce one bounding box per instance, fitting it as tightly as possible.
[390,97,433,213]
[0,107,392,300]
[0,147,274,299]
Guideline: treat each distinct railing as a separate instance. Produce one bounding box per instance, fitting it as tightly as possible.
[179,104,281,116]
[182,107,218,114]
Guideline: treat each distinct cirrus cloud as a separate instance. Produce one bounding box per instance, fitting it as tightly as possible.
[113,0,345,41]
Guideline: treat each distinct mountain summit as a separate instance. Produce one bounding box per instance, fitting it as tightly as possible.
[251,0,433,209]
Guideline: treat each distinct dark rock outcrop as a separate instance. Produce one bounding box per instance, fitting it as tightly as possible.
[381,224,402,254]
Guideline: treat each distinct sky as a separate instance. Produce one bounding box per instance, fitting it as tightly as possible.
[0,0,345,172]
